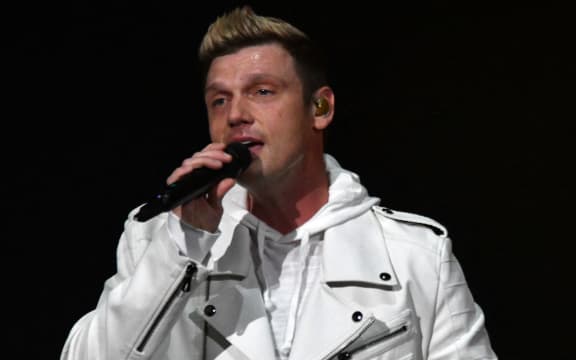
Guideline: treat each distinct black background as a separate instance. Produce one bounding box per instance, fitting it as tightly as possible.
[2,2,573,358]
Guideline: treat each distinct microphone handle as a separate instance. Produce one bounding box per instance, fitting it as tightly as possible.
[134,142,251,222]
[134,163,244,222]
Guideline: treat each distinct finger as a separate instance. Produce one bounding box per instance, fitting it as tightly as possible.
[167,147,232,185]
[168,156,226,180]
[201,142,227,151]
[181,150,232,167]
[207,178,236,208]
[166,161,221,185]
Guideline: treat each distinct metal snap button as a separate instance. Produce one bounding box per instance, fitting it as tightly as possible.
[204,304,216,317]
[379,272,392,281]
[337,351,352,359]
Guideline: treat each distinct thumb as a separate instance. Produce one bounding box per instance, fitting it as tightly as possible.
[207,178,236,208]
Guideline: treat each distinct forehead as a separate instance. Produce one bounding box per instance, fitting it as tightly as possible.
[206,44,298,86]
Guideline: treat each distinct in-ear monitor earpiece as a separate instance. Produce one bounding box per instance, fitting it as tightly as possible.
[314,97,330,116]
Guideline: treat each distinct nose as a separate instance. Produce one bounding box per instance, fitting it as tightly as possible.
[227,97,253,127]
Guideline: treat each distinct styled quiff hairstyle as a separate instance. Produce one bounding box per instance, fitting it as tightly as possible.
[198,6,327,102]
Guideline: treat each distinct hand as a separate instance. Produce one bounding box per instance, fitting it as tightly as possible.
[167,143,236,232]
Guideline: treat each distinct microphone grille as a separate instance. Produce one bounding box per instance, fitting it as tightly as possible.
[224,142,252,171]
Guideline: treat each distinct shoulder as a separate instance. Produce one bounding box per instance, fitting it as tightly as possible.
[372,205,448,255]
[125,205,169,239]
[120,206,170,258]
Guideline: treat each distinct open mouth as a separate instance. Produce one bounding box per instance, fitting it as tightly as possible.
[240,140,264,149]
[239,140,264,155]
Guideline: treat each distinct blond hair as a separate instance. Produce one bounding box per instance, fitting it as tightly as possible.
[198,6,327,101]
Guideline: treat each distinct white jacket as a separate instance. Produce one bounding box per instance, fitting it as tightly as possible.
[61,155,497,360]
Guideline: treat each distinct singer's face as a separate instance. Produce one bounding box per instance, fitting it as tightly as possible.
[204,44,323,185]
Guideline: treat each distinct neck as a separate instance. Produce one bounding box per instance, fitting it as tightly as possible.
[247,157,330,235]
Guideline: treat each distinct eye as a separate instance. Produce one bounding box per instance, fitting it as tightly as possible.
[211,98,226,107]
[256,88,273,96]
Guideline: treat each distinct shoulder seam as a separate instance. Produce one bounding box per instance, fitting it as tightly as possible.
[372,206,448,237]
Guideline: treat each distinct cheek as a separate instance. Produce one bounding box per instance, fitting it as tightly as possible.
[208,120,225,141]
[275,107,310,132]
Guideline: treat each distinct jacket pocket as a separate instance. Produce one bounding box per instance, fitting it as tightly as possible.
[332,309,417,360]
[134,263,197,354]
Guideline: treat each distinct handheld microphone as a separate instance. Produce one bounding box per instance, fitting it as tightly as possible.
[134,142,252,222]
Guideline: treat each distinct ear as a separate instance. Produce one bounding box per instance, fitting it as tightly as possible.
[311,86,335,130]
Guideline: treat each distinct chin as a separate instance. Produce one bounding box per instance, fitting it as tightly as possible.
[238,160,262,185]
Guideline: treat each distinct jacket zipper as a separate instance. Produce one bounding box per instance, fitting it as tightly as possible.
[343,324,408,358]
[136,263,197,353]
[321,317,376,360]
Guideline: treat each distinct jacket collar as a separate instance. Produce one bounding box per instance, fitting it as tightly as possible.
[322,210,399,289]
[208,208,399,286]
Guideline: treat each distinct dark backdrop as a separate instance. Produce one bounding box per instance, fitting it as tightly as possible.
[2,2,573,358]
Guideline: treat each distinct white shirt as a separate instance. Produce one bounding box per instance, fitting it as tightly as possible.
[250,220,323,360]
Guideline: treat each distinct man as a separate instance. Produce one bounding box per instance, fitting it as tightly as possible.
[61,6,497,360]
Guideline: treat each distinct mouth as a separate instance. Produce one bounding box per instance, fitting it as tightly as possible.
[240,140,263,148]
[237,139,264,155]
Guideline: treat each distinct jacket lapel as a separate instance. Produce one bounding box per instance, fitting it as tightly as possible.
[200,282,277,359]
[322,211,399,289]
[290,211,403,360]
[195,224,277,359]
[289,282,377,360]
[194,210,404,360]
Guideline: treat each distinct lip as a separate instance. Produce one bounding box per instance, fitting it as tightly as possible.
[228,136,264,156]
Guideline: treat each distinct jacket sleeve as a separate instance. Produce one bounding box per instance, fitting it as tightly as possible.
[60,210,210,360]
[428,237,498,360]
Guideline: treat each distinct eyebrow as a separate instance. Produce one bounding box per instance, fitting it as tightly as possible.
[204,82,227,96]
[204,73,286,95]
